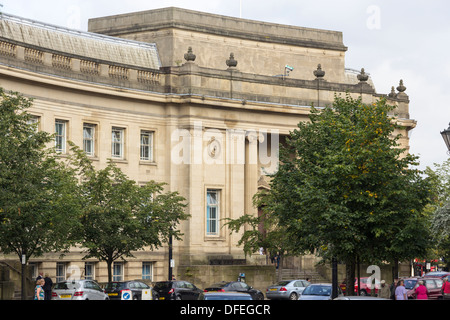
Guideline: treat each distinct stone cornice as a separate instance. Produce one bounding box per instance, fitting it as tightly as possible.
[88,7,348,52]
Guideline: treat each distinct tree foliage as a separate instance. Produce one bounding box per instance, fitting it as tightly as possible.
[0,89,80,263]
[228,94,431,276]
[69,144,189,282]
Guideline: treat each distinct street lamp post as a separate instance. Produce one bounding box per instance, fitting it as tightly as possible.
[440,123,450,154]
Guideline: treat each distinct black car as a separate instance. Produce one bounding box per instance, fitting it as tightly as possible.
[153,280,203,300]
[203,281,264,300]
[104,280,158,300]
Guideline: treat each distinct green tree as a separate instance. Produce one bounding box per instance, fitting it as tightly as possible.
[0,89,81,298]
[229,94,431,290]
[425,159,450,270]
[69,144,189,282]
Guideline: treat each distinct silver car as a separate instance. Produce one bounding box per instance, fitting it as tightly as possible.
[298,283,343,300]
[52,280,109,300]
[266,279,310,300]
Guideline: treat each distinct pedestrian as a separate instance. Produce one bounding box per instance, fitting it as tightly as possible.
[36,272,43,281]
[378,280,390,299]
[415,280,428,300]
[395,279,407,300]
[34,278,45,300]
[389,278,398,300]
[43,273,53,300]
[442,277,450,300]
[274,252,280,269]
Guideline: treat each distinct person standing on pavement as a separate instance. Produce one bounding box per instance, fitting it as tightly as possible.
[378,280,391,299]
[415,280,428,300]
[43,273,53,300]
[389,278,398,300]
[442,277,450,300]
[395,280,407,300]
[34,278,45,300]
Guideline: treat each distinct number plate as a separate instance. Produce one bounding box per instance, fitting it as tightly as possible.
[60,294,72,299]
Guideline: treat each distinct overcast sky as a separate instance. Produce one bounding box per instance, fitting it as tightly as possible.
[2,0,449,171]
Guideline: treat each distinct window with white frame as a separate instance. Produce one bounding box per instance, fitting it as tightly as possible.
[55,120,67,153]
[83,124,96,157]
[206,190,220,236]
[56,262,66,282]
[111,127,124,159]
[84,262,95,280]
[142,262,153,281]
[140,130,154,161]
[27,115,40,132]
[113,262,123,281]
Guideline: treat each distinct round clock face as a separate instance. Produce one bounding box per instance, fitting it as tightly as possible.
[207,139,221,159]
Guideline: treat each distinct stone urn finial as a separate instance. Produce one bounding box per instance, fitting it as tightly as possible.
[184,47,196,62]
[397,79,406,92]
[226,53,238,68]
[388,86,397,98]
[357,68,369,82]
[313,64,325,79]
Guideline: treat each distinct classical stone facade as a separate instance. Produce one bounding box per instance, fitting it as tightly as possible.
[0,8,415,286]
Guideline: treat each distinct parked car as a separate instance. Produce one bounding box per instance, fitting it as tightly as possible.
[356,277,380,296]
[52,280,109,300]
[153,280,203,300]
[104,280,158,300]
[334,296,389,300]
[404,277,444,300]
[266,279,310,300]
[198,292,252,300]
[340,277,380,296]
[204,281,264,300]
[423,271,450,279]
[298,283,343,300]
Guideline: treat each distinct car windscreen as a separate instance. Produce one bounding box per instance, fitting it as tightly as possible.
[54,282,80,290]
[154,282,172,290]
[105,282,125,290]
[301,285,331,296]
[205,295,252,300]
[404,279,417,290]
[275,281,291,286]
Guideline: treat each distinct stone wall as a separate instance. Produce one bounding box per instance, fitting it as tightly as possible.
[176,264,276,293]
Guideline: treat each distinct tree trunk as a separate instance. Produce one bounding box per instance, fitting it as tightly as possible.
[392,258,399,282]
[107,258,113,283]
[345,258,356,296]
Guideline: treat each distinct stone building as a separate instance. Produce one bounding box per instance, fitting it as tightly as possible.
[0,7,414,288]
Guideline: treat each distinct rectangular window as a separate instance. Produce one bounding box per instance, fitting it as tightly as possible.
[113,262,123,281]
[84,262,95,280]
[55,120,67,153]
[206,190,220,236]
[140,130,154,161]
[142,262,153,281]
[111,127,124,159]
[27,116,40,132]
[56,262,66,283]
[83,124,96,157]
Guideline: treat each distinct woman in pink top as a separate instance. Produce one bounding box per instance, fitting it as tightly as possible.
[415,280,428,300]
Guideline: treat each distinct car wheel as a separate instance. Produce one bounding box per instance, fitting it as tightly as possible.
[360,290,367,296]
[256,293,264,300]
[289,292,298,300]
[133,295,139,300]
[176,295,182,300]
